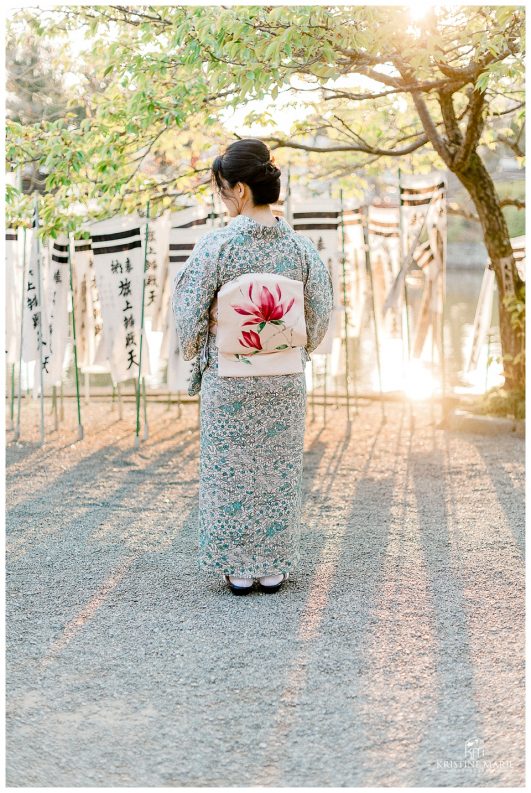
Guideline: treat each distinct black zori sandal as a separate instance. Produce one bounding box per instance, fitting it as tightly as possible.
[224,574,254,595]
[258,572,290,594]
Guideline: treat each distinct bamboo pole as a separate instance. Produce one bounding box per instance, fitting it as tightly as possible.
[339,188,357,419]
[362,205,386,421]
[397,168,412,366]
[33,195,45,446]
[67,231,84,440]
[439,192,449,425]
[135,201,150,448]
[14,226,27,442]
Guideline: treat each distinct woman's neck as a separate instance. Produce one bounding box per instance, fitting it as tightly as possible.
[239,207,277,227]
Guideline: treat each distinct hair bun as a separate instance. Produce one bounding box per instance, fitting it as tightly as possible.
[262,160,279,176]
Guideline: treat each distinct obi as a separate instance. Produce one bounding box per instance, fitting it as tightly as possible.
[208,272,308,377]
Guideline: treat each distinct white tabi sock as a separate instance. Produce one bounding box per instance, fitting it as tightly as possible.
[228,576,253,587]
[259,573,284,586]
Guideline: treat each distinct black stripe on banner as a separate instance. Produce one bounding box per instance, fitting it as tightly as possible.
[92,239,142,255]
[52,254,69,264]
[293,223,339,230]
[369,230,400,238]
[169,243,196,251]
[400,181,446,196]
[169,255,192,263]
[91,228,141,243]
[171,218,209,229]
[75,244,92,252]
[293,211,339,219]
[369,219,400,229]
[53,242,69,252]
[402,195,444,206]
[6,233,17,240]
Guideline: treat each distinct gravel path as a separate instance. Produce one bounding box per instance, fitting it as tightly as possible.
[6,396,525,786]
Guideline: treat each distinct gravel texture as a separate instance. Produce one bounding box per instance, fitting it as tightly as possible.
[5,396,525,786]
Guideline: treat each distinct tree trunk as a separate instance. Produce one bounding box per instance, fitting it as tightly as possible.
[453,151,524,391]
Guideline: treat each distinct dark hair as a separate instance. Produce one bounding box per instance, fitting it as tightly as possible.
[211,138,281,206]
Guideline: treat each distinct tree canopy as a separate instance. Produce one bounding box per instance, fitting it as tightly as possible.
[6,4,524,236]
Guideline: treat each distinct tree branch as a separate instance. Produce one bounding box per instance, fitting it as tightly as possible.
[448,197,524,223]
[395,63,452,165]
[453,88,487,170]
[260,134,429,157]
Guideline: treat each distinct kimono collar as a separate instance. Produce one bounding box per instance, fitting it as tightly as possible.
[228,213,291,238]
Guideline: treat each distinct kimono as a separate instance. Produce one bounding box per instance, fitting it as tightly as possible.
[171,213,334,578]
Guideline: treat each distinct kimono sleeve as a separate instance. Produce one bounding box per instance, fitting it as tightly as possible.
[171,232,220,361]
[301,236,334,354]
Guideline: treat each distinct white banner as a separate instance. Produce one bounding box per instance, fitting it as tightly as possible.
[341,207,367,338]
[42,236,71,386]
[88,214,151,384]
[160,205,217,364]
[408,176,447,362]
[166,260,196,392]
[367,205,402,338]
[71,232,110,373]
[144,211,171,332]
[21,227,47,367]
[292,198,341,355]
[466,264,496,373]
[5,228,24,365]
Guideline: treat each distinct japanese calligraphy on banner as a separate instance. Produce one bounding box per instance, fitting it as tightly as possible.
[5,227,24,365]
[71,233,108,372]
[88,214,151,384]
[21,227,48,366]
[143,210,171,332]
[42,236,71,386]
[159,204,216,366]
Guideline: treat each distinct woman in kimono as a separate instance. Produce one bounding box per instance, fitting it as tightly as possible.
[172,139,333,595]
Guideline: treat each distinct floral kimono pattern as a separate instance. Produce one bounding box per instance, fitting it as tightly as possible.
[171,213,334,577]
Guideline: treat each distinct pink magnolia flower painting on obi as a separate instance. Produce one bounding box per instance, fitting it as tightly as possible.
[232,282,295,327]
[239,328,263,351]
[215,271,308,375]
